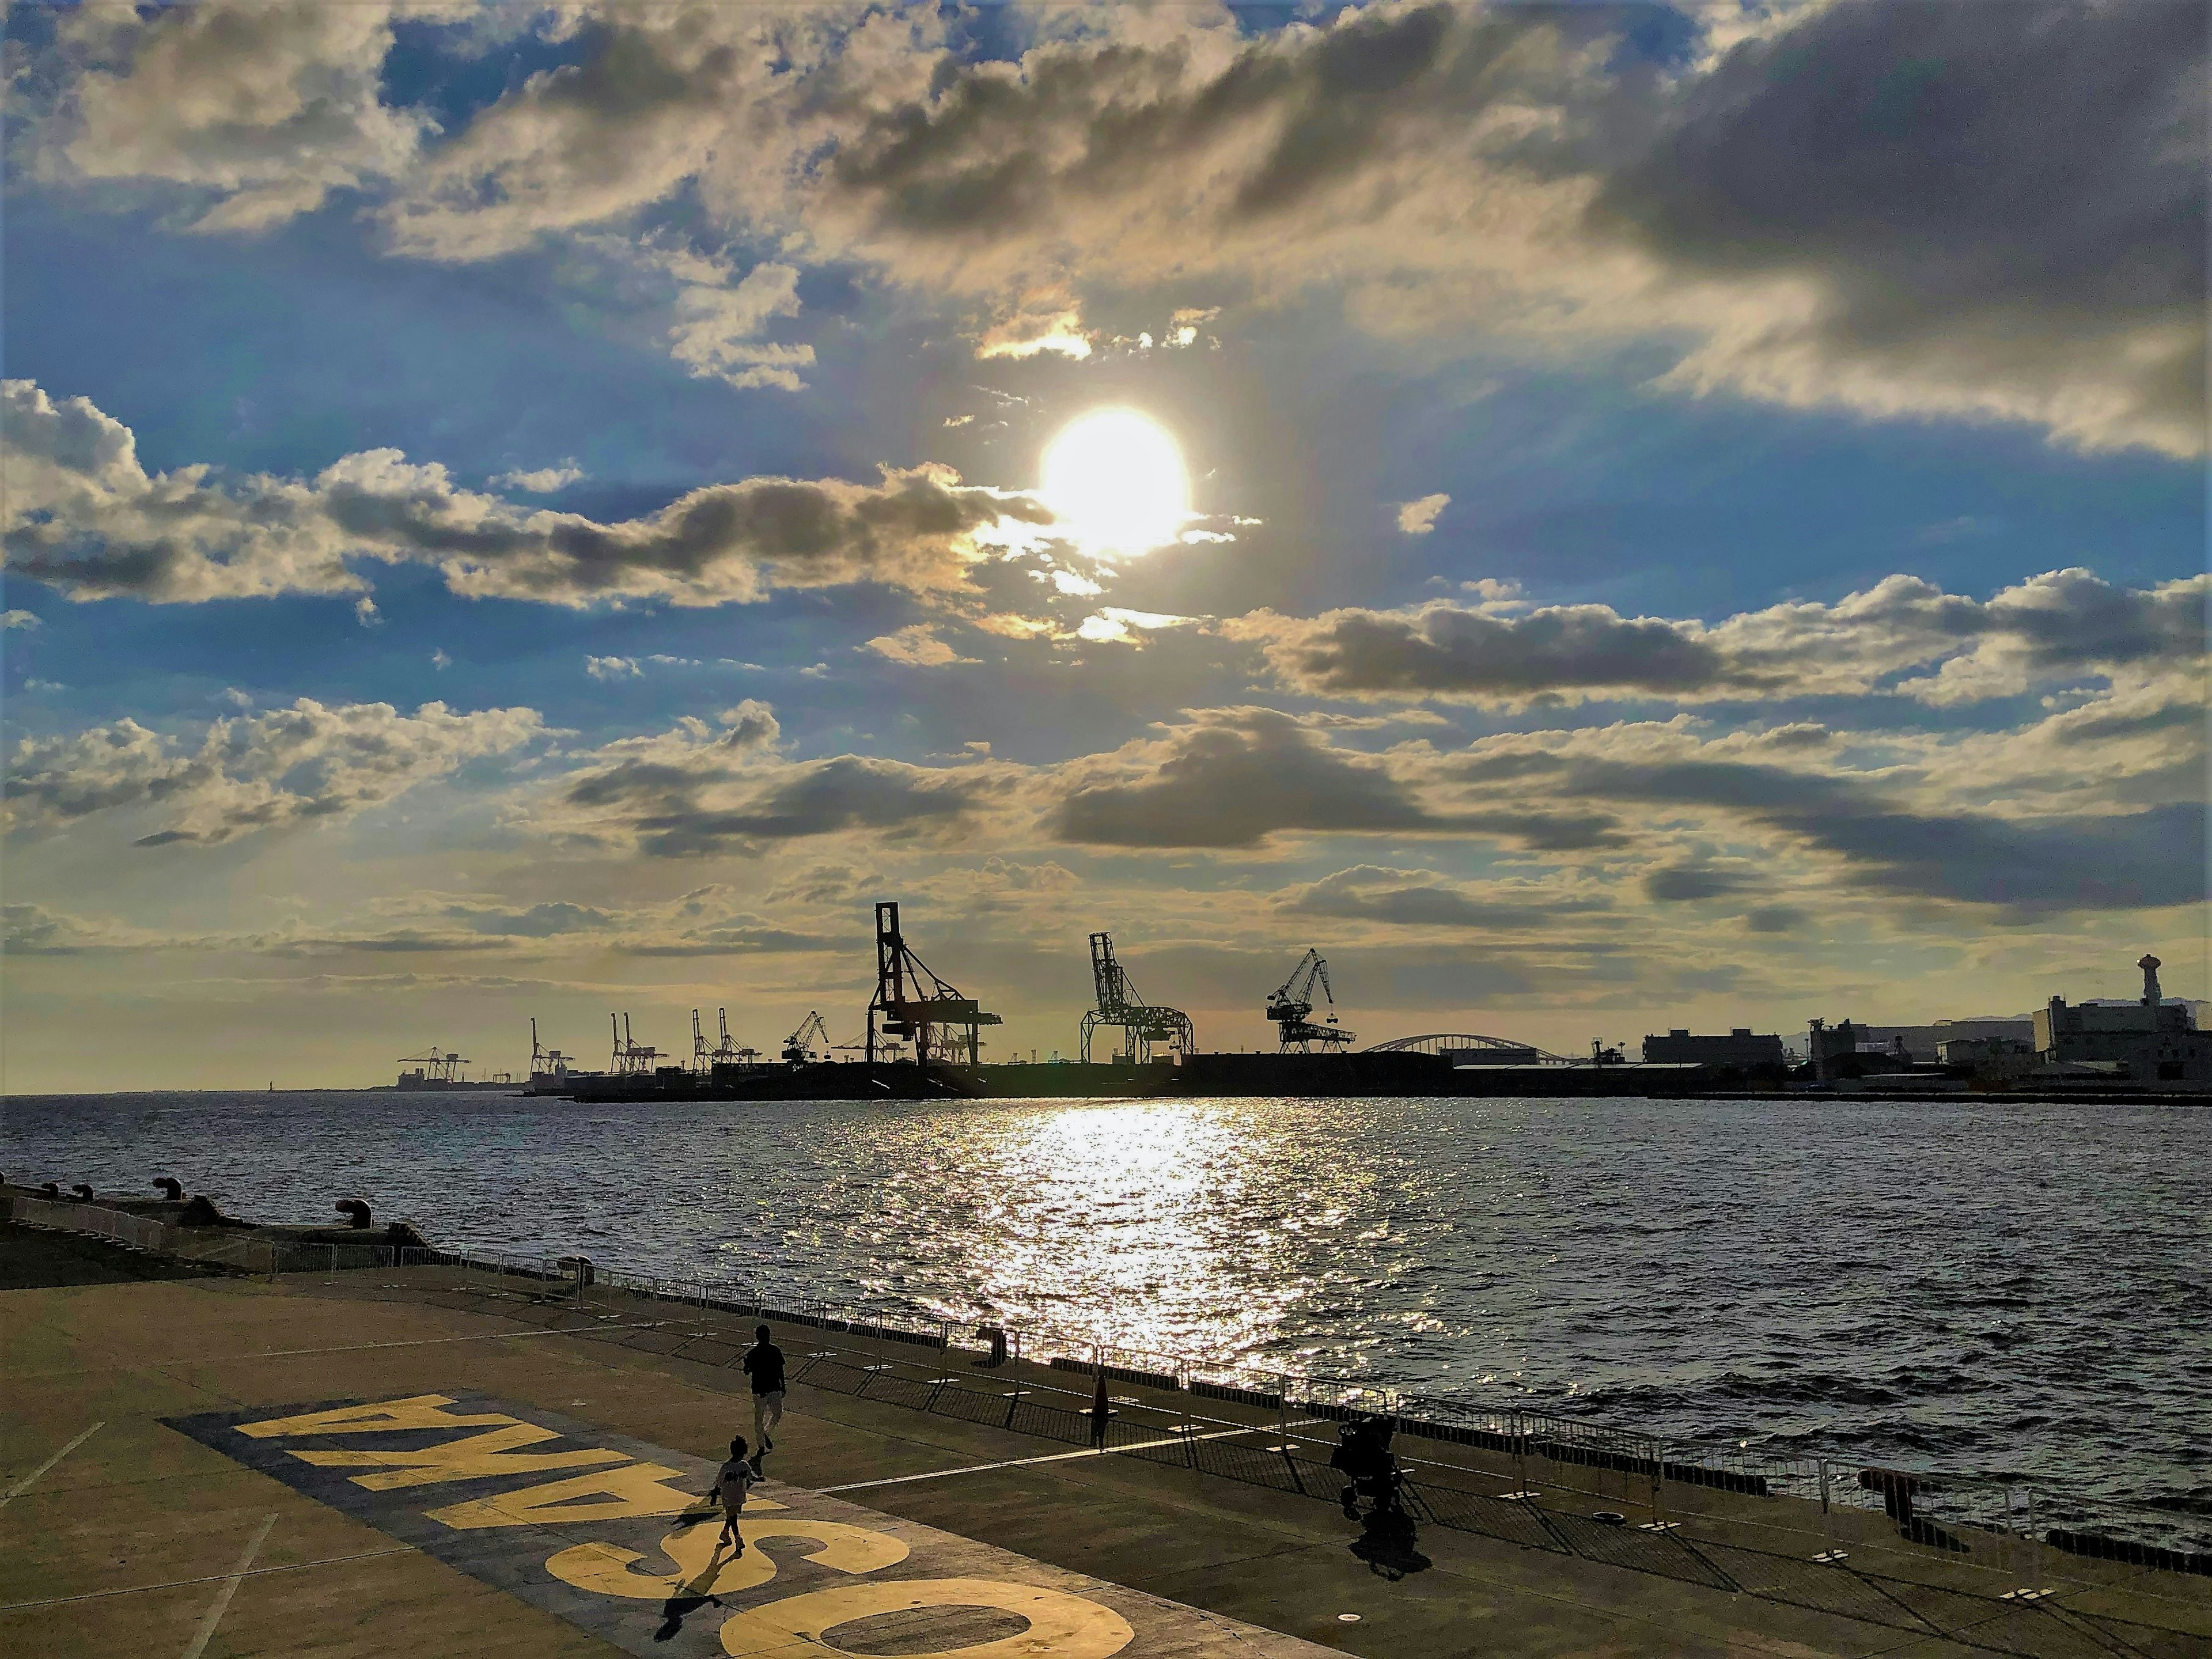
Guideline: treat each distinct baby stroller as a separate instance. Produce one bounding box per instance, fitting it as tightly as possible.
[1328,1416,1418,1547]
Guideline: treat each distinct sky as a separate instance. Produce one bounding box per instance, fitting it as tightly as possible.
[2,0,2205,1091]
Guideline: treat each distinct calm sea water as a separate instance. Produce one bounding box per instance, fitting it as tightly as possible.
[5,1090,2206,1545]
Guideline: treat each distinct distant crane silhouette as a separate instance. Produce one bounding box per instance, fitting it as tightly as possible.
[1267,948,1354,1052]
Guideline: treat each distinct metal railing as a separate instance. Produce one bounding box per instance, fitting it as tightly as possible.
[10,1198,2205,1581]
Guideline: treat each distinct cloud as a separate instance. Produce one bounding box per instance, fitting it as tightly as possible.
[976,294,1094,361]
[1073,607,1202,645]
[3,380,1054,608]
[1396,493,1451,535]
[866,624,972,666]
[586,655,642,680]
[5,697,544,846]
[662,255,815,392]
[1232,570,2210,709]
[1044,707,1620,850]
[1279,865,1611,930]
[537,705,1006,857]
[1642,863,1749,903]
[17,3,2200,455]
[2,609,41,630]
[491,461,585,493]
[27,1,449,232]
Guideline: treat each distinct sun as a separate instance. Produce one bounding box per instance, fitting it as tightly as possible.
[1039,408,1191,556]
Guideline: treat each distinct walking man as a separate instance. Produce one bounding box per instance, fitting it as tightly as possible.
[713,1437,756,1554]
[743,1324,786,1464]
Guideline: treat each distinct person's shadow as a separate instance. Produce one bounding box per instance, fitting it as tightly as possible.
[653,1530,732,1642]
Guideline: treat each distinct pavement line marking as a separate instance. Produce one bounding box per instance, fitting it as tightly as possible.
[0,1420,105,1509]
[820,1419,1329,1493]
[179,1512,278,1659]
[0,1548,414,1613]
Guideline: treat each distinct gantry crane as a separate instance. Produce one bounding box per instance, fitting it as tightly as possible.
[1267,948,1354,1052]
[713,1009,741,1067]
[611,1013,661,1075]
[783,1010,830,1065]
[397,1046,468,1084]
[1079,932,1195,1064]
[866,902,1002,1065]
[528,1018,573,1081]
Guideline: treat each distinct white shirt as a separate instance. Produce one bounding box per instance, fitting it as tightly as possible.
[714,1457,757,1511]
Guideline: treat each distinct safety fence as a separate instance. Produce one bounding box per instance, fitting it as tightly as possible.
[353,1256,2207,1658]
[9,1202,2207,1616]
[7,1196,178,1255]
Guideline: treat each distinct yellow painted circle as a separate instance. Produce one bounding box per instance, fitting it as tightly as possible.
[718,1575,1135,1658]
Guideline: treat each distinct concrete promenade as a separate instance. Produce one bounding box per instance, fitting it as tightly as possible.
[3,1228,2206,1659]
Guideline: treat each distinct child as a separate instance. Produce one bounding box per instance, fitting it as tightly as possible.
[713,1436,757,1552]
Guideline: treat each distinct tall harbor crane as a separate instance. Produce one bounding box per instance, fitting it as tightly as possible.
[1267,948,1354,1052]
[1080,932,1195,1063]
[713,1009,741,1067]
[866,901,1002,1066]
[611,1013,660,1075]
[691,1009,711,1075]
[397,1046,468,1084]
[783,1010,830,1065]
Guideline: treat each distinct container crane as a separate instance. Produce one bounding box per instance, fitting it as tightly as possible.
[397,1046,468,1084]
[866,902,1002,1065]
[1079,932,1195,1063]
[1267,948,1354,1052]
[783,1010,830,1065]
[713,1009,741,1067]
[611,1013,660,1075]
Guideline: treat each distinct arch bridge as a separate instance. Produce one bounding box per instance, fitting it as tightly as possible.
[1363,1032,1566,1062]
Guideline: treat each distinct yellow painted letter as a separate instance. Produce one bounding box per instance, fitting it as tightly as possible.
[238,1395,513,1439]
[546,1518,906,1601]
[291,1422,628,1490]
[718,1577,1134,1659]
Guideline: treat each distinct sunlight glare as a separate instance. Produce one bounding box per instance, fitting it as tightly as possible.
[1039,408,1191,556]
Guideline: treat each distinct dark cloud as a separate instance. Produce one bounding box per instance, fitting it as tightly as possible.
[1233,572,2209,709]
[3,380,1051,607]
[1280,866,1611,930]
[558,748,1004,859]
[1229,603,1730,704]
[1044,709,1613,850]
[1774,800,2205,913]
[1642,863,1748,903]
[1589,0,2204,453]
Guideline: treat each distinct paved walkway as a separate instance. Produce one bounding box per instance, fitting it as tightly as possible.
[3,1236,2207,1659]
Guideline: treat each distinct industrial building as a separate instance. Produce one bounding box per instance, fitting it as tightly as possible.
[2035,955,2210,1086]
[1641,1028,1787,1068]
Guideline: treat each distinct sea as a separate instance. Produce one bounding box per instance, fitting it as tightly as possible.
[5,1089,2206,1548]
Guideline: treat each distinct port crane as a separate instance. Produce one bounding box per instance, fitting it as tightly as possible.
[1079,932,1195,1064]
[528,1019,574,1082]
[866,902,1002,1065]
[783,1010,830,1065]
[611,1013,661,1075]
[1267,948,1354,1052]
[712,1009,744,1067]
[397,1046,469,1084]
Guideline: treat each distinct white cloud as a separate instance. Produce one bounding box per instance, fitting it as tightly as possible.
[32,1,452,232]
[585,656,642,680]
[1396,493,1451,535]
[2,610,41,630]
[491,461,585,493]
[6,697,545,846]
[866,625,972,667]
[976,299,1094,362]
